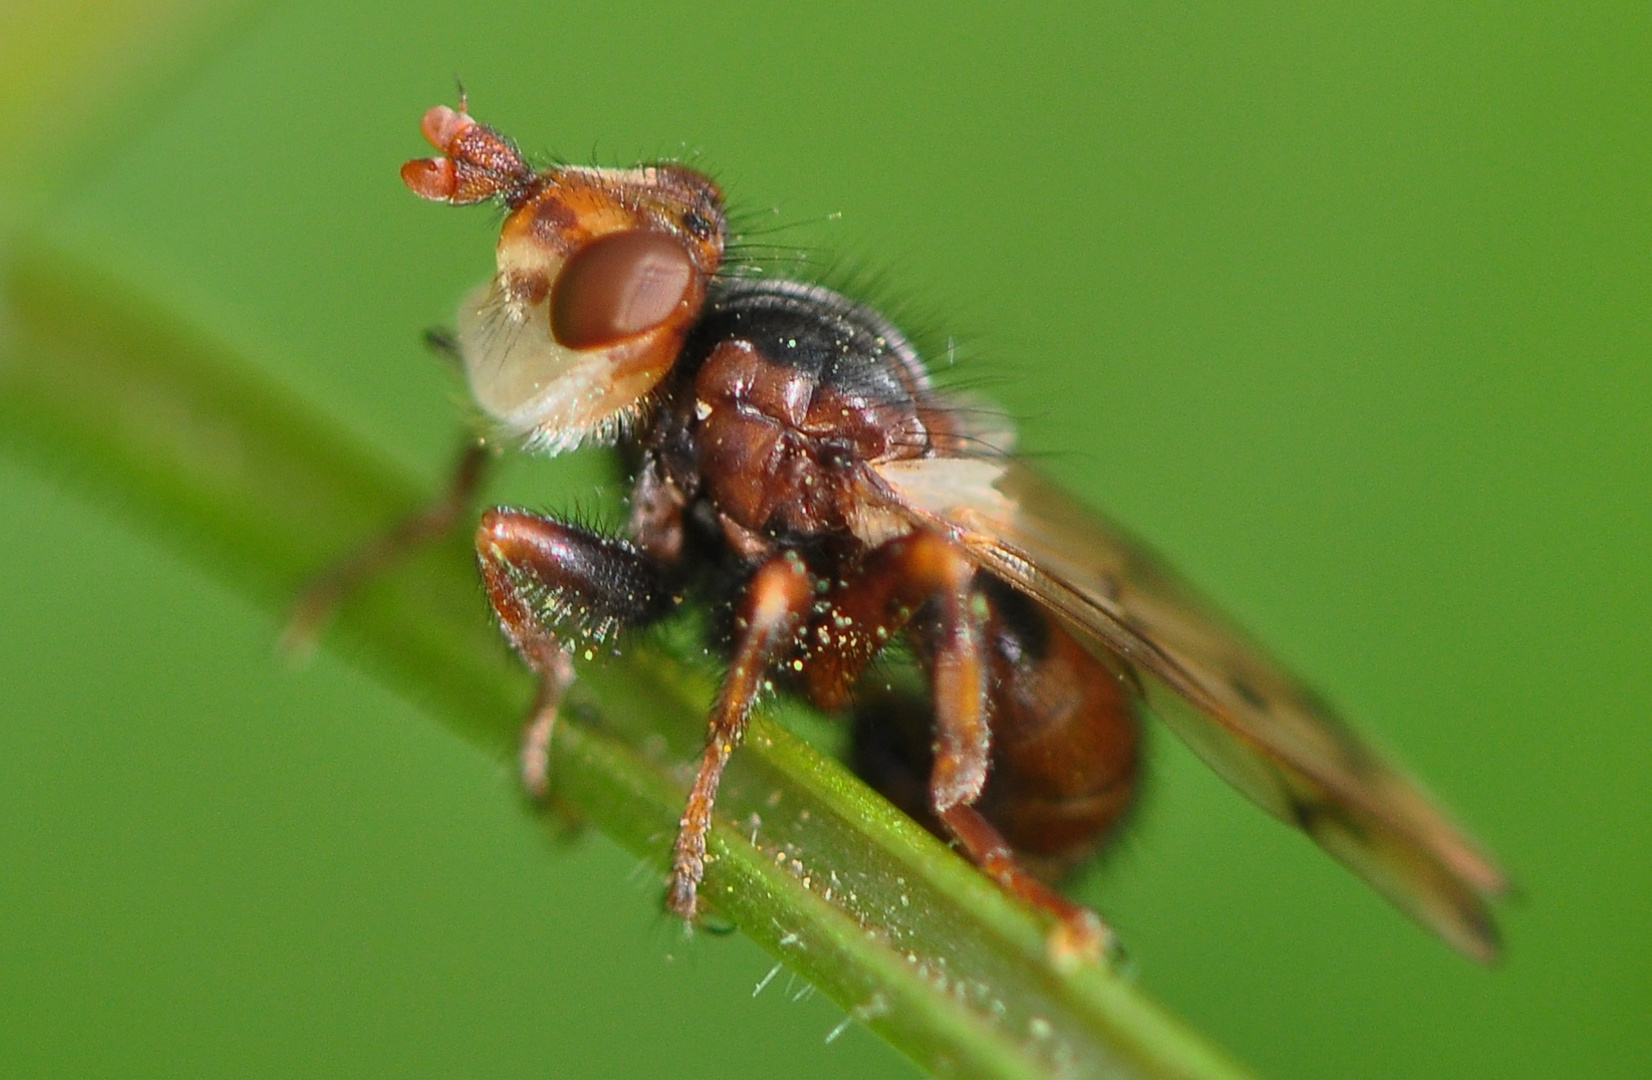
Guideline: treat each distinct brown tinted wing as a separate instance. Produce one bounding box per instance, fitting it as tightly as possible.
[871,455,1507,961]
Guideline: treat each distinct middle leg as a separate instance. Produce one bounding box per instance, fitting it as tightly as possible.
[667,551,813,920]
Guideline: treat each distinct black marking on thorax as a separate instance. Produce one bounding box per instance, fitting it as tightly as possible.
[689,279,933,408]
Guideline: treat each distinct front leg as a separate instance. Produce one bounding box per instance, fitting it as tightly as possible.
[475,508,677,797]
[283,439,492,657]
[282,327,487,657]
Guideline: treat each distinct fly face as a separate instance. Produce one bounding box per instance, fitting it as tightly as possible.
[404,102,726,452]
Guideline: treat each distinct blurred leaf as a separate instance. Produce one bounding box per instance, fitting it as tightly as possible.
[0,0,264,224]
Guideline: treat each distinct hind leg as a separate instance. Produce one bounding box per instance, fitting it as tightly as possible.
[937,804,1112,964]
[840,539,1127,965]
[811,532,1106,951]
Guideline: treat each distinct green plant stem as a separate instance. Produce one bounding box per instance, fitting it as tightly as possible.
[0,233,1259,1080]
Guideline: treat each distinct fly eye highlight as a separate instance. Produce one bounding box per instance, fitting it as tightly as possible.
[551,231,696,350]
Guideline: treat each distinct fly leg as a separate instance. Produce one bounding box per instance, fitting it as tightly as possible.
[283,324,488,653]
[282,439,492,656]
[475,508,677,798]
[924,570,1116,964]
[805,532,994,810]
[936,805,1112,965]
[865,538,1103,954]
[826,531,1115,965]
[667,552,812,922]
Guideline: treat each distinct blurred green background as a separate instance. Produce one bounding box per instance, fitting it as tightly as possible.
[2,2,1647,1077]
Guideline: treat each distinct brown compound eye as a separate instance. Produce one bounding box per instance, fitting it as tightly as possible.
[550,230,696,350]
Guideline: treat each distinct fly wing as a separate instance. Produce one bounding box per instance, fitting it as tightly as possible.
[871,454,1508,962]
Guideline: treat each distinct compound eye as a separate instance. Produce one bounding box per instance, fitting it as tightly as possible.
[550,230,695,350]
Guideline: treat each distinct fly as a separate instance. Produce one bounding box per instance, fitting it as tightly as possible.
[308,99,1509,965]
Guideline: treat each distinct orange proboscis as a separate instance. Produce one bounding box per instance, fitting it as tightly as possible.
[420,104,475,151]
[401,103,532,206]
